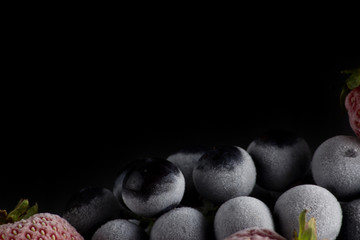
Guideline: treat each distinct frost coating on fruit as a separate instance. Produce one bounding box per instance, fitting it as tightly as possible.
[167,146,208,206]
[274,184,342,240]
[193,146,256,204]
[247,130,312,191]
[311,135,360,200]
[345,85,360,137]
[121,158,185,217]
[150,207,211,240]
[91,219,148,240]
[214,196,274,240]
[62,187,122,238]
[338,199,360,240]
[0,213,84,240]
[223,228,286,240]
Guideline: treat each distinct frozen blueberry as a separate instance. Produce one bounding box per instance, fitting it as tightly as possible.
[311,135,360,200]
[192,145,256,204]
[338,199,360,240]
[150,207,212,240]
[247,130,312,191]
[113,159,147,219]
[119,158,185,217]
[274,184,343,240]
[62,187,122,239]
[167,146,208,206]
[214,196,274,240]
[92,219,149,240]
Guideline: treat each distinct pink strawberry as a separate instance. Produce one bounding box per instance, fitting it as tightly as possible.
[223,228,286,240]
[0,200,83,240]
[341,68,360,138]
[345,85,360,137]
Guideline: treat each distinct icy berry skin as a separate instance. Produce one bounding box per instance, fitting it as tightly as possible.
[345,86,360,137]
[192,146,256,204]
[167,146,208,206]
[121,158,185,217]
[214,196,274,240]
[223,228,286,240]
[311,135,360,200]
[247,130,312,191]
[150,207,212,240]
[91,219,148,240]
[62,187,122,239]
[338,199,360,240]
[0,213,83,240]
[274,184,342,240]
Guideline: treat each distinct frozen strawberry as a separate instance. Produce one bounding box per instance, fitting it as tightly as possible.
[223,228,285,240]
[341,68,360,137]
[345,85,360,137]
[0,199,83,240]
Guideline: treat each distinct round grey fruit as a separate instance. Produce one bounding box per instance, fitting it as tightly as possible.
[274,184,342,240]
[311,135,360,200]
[247,130,312,191]
[214,196,274,240]
[91,219,148,240]
[150,207,211,240]
[193,145,256,204]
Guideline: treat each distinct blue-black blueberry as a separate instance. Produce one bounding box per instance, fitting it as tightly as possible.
[150,207,212,240]
[274,184,343,240]
[62,187,122,239]
[192,145,256,204]
[311,135,360,201]
[117,158,185,217]
[247,130,312,191]
[214,196,274,240]
[91,219,149,240]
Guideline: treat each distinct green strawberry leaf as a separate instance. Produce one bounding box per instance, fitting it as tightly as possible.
[7,199,30,223]
[302,228,313,240]
[340,68,360,110]
[342,68,360,90]
[0,199,38,225]
[294,209,327,240]
[298,209,307,237]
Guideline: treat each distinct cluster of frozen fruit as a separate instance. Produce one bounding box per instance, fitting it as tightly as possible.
[1,131,358,240]
[54,131,359,240]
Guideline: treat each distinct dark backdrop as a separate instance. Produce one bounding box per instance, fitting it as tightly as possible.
[2,19,359,215]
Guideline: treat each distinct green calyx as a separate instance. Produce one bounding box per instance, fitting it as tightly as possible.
[340,68,360,110]
[343,68,360,90]
[0,199,38,225]
[293,209,328,240]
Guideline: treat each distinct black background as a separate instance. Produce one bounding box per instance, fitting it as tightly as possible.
[1,12,359,216]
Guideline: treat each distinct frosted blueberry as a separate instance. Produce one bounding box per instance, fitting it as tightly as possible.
[214,196,274,240]
[92,219,148,240]
[338,199,360,240]
[311,135,360,200]
[192,145,256,204]
[274,184,342,240]
[167,146,208,206]
[247,130,312,191]
[120,158,185,217]
[150,207,212,240]
[62,187,122,239]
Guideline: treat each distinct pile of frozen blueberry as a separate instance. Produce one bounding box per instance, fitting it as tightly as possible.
[61,130,360,240]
